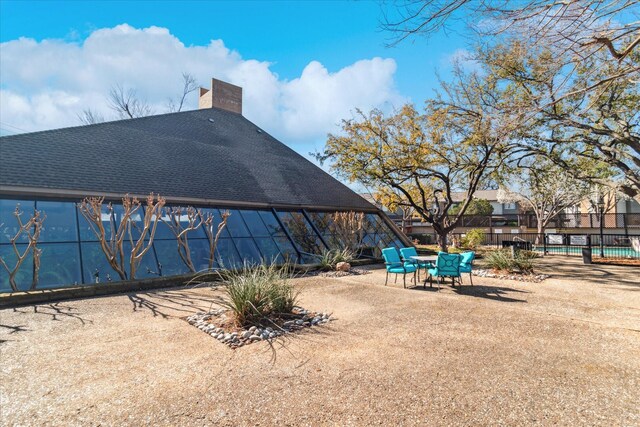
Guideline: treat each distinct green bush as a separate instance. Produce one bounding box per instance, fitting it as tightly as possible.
[318,248,354,271]
[218,263,299,326]
[484,249,538,274]
[461,229,486,249]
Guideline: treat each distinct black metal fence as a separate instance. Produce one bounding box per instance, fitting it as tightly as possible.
[451,232,640,260]
[440,213,640,230]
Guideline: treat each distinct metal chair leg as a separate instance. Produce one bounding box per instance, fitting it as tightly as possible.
[394,274,398,284]
[385,271,388,286]
[403,274,406,288]
[469,272,473,286]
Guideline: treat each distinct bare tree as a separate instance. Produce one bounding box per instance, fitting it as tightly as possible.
[162,206,203,272]
[383,1,640,93]
[0,205,46,291]
[330,211,365,252]
[497,158,591,241]
[108,84,154,119]
[77,194,166,280]
[167,73,199,112]
[77,108,105,125]
[201,210,230,269]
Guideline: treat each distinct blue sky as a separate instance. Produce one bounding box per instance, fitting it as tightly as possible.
[0,0,470,163]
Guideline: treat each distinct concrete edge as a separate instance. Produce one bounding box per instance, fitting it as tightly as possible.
[0,258,380,308]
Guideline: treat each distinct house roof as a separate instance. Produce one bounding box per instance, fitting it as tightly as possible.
[0,108,375,211]
[450,190,499,202]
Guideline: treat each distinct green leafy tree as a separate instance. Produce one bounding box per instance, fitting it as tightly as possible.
[450,198,494,216]
[318,69,511,251]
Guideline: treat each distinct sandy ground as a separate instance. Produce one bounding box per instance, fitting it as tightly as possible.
[1,256,639,426]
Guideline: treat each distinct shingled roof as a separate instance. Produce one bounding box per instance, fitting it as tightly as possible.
[0,108,374,211]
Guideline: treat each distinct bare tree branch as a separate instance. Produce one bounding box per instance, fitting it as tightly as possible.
[77,108,105,125]
[108,84,154,119]
[167,73,199,112]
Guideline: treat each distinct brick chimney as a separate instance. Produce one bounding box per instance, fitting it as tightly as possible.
[198,78,242,114]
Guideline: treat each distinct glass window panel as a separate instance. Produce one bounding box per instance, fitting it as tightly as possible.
[37,201,79,243]
[254,237,283,264]
[118,205,144,240]
[278,211,315,235]
[124,242,159,279]
[77,204,116,242]
[215,238,242,270]
[234,238,263,266]
[199,208,231,239]
[324,234,344,250]
[153,239,192,277]
[276,211,326,257]
[0,243,33,292]
[152,207,208,240]
[0,199,35,244]
[306,211,332,234]
[80,242,122,284]
[224,210,251,238]
[274,236,299,264]
[295,234,324,256]
[80,241,159,283]
[239,210,271,237]
[189,238,216,271]
[363,213,381,232]
[258,211,285,236]
[37,243,82,288]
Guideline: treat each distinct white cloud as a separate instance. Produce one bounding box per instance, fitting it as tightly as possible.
[0,24,404,143]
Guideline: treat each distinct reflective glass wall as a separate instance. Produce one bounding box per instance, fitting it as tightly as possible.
[0,198,405,292]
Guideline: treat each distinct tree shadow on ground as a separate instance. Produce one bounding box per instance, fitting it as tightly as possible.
[12,303,93,325]
[536,257,639,288]
[452,285,529,303]
[127,285,221,319]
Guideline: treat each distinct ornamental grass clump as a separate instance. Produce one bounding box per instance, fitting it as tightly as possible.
[485,249,539,274]
[318,248,354,271]
[218,263,299,326]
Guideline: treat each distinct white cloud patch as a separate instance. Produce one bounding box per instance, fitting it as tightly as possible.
[0,24,404,143]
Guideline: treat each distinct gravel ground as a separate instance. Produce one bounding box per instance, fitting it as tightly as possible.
[1,257,638,426]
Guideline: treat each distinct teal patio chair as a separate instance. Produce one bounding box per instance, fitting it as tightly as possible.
[427,252,462,287]
[459,251,475,285]
[382,247,417,288]
[399,246,430,281]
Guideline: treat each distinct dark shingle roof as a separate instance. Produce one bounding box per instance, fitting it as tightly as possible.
[0,108,374,210]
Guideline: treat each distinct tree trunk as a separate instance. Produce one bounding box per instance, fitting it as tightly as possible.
[433,225,448,253]
[535,222,544,245]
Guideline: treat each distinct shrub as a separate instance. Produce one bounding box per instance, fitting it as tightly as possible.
[461,229,485,249]
[484,249,538,274]
[218,263,299,326]
[318,248,354,271]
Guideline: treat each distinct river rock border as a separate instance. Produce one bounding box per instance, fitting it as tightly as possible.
[186,307,332,348]
[473,269,549,283]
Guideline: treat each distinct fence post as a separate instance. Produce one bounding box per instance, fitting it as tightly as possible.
[543,233,547,254]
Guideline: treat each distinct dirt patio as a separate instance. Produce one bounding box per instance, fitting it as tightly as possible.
[1,256,639,426]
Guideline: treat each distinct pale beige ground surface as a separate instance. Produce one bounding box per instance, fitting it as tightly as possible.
[1,257,639,426]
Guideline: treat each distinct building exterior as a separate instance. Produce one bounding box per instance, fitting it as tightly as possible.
[0,79,408,292]
[385,189,640,237]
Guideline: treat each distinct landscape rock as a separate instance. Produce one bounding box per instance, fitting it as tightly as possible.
[186,306,333,348]
[336,262,351,272]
